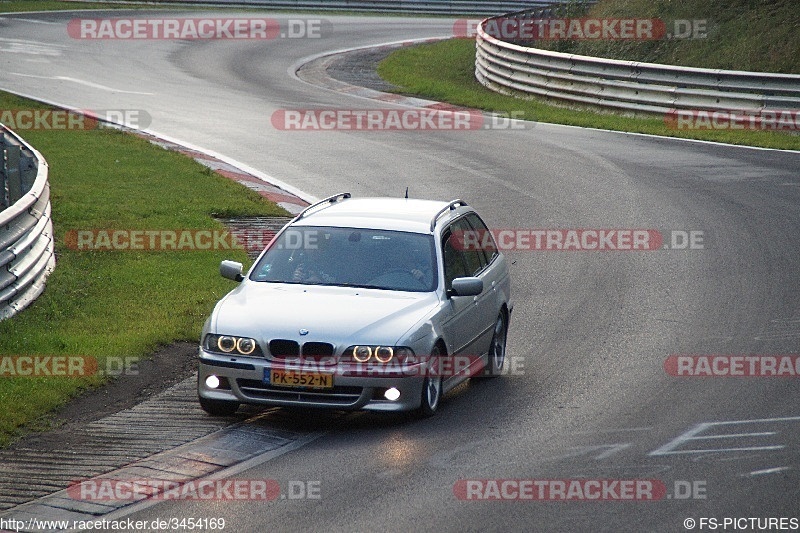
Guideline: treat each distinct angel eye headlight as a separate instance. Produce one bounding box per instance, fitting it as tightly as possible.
[205,334,262,356]
[353,346,372,363]
[236,337,256,355]
[374,346,394,363]
[345,345,410,364]
[218,336,236,353]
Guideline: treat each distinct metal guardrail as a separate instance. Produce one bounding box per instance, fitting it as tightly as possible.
[0,125,55,321]
[96,0,558,15]
[475,7,800,115]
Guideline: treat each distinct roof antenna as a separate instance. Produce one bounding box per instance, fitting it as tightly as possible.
[404,187,409,199]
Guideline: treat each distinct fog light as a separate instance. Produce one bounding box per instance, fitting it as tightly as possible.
[384,387,400,401]
[205,375,220,389]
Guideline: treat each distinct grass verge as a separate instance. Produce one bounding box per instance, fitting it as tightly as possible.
[0,91,286,446]
[0,0,155,12]
[0,0,446,15]
[377,39,800,151]
[530,0,800,74]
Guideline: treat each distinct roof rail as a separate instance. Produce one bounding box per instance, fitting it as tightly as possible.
[295,192,352,220]
[430,199,467,232]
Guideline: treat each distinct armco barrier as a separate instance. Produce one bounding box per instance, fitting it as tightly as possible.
[475,8,800,115]
[0,125,55,321]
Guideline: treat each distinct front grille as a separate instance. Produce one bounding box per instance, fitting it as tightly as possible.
[302,342,334,357]
[269,339,335,362]
[237,379,362,405]
[269,339,299,358]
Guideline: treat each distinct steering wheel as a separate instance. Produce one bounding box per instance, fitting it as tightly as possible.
[370,268,427,289]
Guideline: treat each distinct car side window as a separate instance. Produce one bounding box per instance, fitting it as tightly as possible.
[442,231,469,291]
[453,218,485,276]
[465,213,498,265]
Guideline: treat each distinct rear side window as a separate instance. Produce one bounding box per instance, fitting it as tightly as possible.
[465,213,498,265]
[442,231,469,291]
[451,218,484,276]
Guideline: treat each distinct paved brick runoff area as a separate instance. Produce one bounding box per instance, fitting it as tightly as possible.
[295,39,472,113]
[215,216,293,259]
[0,376,312,531]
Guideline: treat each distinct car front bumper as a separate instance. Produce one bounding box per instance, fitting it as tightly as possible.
[197,350,428,412]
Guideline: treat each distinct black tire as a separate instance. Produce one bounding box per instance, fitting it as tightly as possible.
[418,345,443,417]
[481,311,508,378]
[199,396,239,416]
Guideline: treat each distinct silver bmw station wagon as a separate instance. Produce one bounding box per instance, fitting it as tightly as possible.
[197,193,512,417]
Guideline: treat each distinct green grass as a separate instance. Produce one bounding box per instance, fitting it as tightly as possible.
[0,0,154,12]
[0,91,286,446]
[0,0,450,15]
[377,39,800,151]
[531,0,800,74]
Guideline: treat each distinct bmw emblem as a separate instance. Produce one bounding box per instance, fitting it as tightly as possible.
[299,329,309,336]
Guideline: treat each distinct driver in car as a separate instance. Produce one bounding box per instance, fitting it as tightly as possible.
[292,262,335,284]
[386,245,429,287]
[290,237,336,284]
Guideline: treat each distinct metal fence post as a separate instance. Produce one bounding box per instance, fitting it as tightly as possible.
[4,141,22,206]
[1,141,8,210]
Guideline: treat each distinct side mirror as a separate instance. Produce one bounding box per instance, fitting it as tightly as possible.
[448,277,483,297]
[220,260,244,282]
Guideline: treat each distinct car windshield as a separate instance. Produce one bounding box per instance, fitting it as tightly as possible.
[249,226,438,292]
